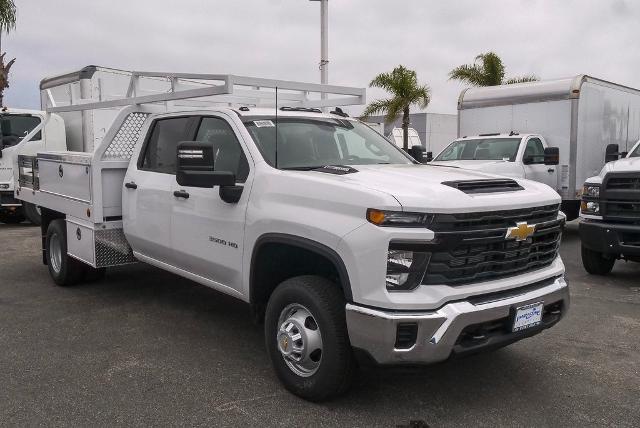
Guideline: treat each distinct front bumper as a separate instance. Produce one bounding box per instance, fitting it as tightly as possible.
[345,275,569,365]
[579,220,640,257]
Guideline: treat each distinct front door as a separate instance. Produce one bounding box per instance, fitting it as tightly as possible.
[170,114,252,293]
[123,115,196,264]
[522,137,558,190]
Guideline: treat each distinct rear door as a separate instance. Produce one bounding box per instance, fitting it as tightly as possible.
[522,136,557,189]
[123,115,197,264]
[170,114,252,293]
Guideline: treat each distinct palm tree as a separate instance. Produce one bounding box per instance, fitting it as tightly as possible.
[362,65,431,151]
[449,52,538,87]
[0,0,16,107]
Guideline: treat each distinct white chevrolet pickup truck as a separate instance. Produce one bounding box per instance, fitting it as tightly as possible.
[16,70,569,401]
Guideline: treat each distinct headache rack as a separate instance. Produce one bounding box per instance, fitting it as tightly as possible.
[40,66,367,113]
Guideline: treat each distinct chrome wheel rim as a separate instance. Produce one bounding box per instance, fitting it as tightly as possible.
[49,232,62,274]
[277,303,323,377]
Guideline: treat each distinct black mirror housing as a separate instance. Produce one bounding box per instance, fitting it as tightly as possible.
[425,151,433,162]
[605,144,620,163]
[176,141,236,188]
[544,147,560,165]
[408,145,425,163]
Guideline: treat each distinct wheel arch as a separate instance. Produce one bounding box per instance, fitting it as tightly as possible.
[249,233,353,317]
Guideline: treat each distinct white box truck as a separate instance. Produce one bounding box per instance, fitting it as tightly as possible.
[16,67,568,401]
[434,76,640,220]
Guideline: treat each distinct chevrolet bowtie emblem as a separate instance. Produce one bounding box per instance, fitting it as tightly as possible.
[506,222,536,241]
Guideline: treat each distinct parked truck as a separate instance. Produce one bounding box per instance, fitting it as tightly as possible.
[0,108,67,224]
[579,140,640,274]
[17,68,569,401]
[433,75,640,220]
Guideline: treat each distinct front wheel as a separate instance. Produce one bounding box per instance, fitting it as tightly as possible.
[581,245,615,275]
[46,219,85,286]
[265,276,356,401]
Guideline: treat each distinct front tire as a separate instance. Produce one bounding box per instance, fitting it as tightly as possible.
[265,276,356,401]
[581,245,615,275]
[23,202,42,226]
[46,219,85,286]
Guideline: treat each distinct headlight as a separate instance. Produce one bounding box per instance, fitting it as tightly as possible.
[386,247,430,291]
[580,200,600,215]
[367,209,432,227]
[0,184,9,190]
[582,184,600,199]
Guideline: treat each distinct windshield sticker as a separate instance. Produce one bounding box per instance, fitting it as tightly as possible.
[254,120,275,128]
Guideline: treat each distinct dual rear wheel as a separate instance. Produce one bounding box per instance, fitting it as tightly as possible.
[46,219,105,286]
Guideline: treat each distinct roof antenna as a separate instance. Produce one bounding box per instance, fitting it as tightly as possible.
[275,86,279,169]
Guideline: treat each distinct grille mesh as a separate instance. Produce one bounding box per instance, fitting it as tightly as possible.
[102,113,150,160]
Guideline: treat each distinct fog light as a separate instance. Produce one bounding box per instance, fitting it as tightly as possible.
[386,248,430,291]
[581,200,600,214]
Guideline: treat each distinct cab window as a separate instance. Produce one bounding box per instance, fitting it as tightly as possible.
[195,117,249,183]
[524,138,545,164]
[140,117,193,174]
[0,115,42,148]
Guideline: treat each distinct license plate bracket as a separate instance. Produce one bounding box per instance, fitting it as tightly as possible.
[512,302,544,332]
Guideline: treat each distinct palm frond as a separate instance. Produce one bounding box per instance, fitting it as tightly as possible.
[360,98,395,120]
[478,52,504,86]
[0,0,16,33]
[449,64,485,86]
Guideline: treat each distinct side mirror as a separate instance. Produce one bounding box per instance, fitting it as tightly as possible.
[425,151,433,162]
[544,147,560,165]
[176,142,236,188]
[621,151,629,158]
[605,144,620,163]
[408,145,425,163]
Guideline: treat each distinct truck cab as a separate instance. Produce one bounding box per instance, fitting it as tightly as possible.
[431,133,560,196]
[579,141,640,274]
[0,108,66,224]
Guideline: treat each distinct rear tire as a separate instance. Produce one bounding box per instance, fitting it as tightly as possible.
[265,275,356,401]
[46,219,85,286]
[581,245,615,275]
[23,202,42,226]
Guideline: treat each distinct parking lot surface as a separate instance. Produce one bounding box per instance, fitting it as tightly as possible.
[0,222,638,427]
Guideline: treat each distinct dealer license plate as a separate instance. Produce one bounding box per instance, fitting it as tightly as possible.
[512,302,544,332]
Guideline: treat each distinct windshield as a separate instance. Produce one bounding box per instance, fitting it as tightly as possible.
[434,138,521,162]
[630,142,640,158]
[0,115,41,148]
[243,117,413,169]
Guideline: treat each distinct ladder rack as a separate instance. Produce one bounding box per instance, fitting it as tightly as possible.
[40,66,366,113]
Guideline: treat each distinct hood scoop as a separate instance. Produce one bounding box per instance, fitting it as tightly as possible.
[442,179,524,194]
[313,165,359,175]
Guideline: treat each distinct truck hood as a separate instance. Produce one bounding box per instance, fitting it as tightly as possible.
[305,164,560,212]
[601,157,640,175]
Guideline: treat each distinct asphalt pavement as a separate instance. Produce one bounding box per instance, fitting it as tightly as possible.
[0,221,638,427]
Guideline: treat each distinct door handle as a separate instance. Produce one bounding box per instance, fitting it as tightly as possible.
[547,168,555,173]
[173,190,190,199]
[124,182,137,189]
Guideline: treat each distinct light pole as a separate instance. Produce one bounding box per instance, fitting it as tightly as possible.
[309,0,328,87]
